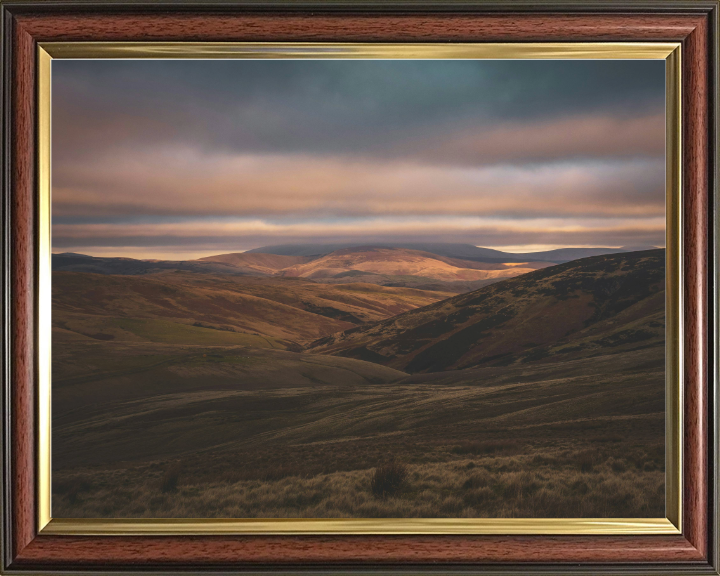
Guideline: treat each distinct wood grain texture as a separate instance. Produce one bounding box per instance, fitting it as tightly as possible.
[3,4,716,571]
[13,12,705,42]
[10,17,36,561]
[681,13,710,560]
[12,534,706,567]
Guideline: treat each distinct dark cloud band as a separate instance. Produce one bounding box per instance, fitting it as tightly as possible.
[51,58,666,256]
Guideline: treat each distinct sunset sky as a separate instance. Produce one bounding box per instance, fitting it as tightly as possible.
[52,59,665,260]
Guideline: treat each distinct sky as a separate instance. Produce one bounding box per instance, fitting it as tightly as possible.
[52,59,666,260]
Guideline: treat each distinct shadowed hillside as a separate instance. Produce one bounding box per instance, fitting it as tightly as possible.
[52,340,408,469]
[52,252,261,276]
[310,250,664,373]
[53,342,664,519]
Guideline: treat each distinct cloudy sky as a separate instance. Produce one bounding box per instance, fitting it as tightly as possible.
[52,59,665,260]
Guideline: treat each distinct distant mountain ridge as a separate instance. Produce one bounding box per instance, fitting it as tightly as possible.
[51,253,258,276]
[276,247,546,282]
[247,243,659,263]
[53,245,557,294]
[245,243,510,260]
[53,244,660,298]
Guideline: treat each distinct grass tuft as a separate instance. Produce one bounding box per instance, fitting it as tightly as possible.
[370,461,408,499]
[451,440,520,456]
[54,478,91,504]
[576,449,601,472]
[160,462,183,493]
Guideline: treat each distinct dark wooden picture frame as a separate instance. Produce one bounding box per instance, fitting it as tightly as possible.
[1,1,718,573]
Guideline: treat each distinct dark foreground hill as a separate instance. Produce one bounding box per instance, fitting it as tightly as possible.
[310,250,665,373]
[53,340,664,519]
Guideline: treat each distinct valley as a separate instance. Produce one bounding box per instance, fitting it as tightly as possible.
[51,245,666,519]
[310,249,665,372]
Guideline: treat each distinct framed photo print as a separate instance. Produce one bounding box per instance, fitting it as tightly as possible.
[1,1,717,574]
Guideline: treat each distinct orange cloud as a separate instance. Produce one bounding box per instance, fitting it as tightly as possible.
[53,216,665,240]
[53,148,664,219]
[408,112,664,165]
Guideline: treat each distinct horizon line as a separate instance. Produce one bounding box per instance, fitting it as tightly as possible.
[50,242,665,262]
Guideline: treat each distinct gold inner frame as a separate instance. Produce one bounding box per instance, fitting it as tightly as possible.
[36,42,683,536]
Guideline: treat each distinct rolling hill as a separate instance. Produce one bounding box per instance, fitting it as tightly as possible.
[51,252,257,276]
[52,271,452,348]
[309,249,665,372]
[247,242,659,263]
[52,252,312,277]
[278,247,547,281]
[53,246,555,294]
[197,252,311,274]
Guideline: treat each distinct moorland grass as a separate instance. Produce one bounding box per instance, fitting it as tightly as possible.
[53,444,664,518]
[112,318,282,348]
[51,342,665,519]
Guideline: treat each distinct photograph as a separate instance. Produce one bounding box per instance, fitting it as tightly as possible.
[50,57,667,519]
